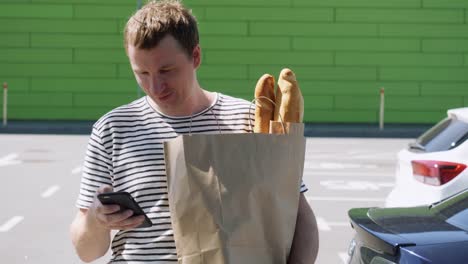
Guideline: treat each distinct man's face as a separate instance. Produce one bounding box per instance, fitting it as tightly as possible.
[127,35,201,116]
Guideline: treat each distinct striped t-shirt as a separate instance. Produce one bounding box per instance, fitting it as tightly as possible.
[76,93,307,263]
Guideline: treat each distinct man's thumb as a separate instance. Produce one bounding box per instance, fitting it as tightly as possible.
[97,185,113,194]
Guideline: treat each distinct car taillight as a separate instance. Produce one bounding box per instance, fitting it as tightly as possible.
[412,160,467,186]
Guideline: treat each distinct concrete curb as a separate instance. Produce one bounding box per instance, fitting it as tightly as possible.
[304,123,431,138]
[0,121,95,135]
[0,121,432,138]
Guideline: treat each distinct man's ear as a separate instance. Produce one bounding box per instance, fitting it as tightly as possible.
[192,45,201,69]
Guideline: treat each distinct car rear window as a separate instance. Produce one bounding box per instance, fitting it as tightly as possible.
[412,117,468,152]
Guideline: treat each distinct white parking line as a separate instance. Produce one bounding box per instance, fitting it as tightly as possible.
[376,182,396,188]
[316,217,350,231]
[0,153,21,167]
[71,166,82,174]
[303,171,394,178]
[41,185,60,198]
[328,221,351,227]
[316,217,331,231]
[305,162,378,170]
[339,252,349,264]
[0,216,24,232]
[320,180,394,191]
[307,196,385,202]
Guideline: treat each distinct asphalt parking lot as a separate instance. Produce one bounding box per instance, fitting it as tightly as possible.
[0,133,411,264]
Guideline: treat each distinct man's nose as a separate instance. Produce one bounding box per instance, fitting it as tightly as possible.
[150,76,165,93]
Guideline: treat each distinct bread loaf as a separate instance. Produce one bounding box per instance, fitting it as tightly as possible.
[254,74,276,133]
[274,68,304,123]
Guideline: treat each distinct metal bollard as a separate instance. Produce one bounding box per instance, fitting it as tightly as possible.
[3,82,7,127]
[136,0,143,98]
[2,82,7,127]
[379,87,385,131]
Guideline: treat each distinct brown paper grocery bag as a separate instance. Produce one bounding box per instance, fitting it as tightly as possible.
[164,123,306,264]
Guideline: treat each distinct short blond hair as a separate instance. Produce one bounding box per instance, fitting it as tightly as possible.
[124,0,199,57]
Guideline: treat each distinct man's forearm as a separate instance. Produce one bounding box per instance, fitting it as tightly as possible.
[288,194,319,264]
[70,209,111,263]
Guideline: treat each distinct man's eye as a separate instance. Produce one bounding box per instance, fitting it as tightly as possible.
[160,68,172,73]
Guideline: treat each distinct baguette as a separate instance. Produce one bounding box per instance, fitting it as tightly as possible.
[273,68,304,123]
[254,74,276,133]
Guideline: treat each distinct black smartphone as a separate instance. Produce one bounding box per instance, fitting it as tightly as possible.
[97,192,152,228]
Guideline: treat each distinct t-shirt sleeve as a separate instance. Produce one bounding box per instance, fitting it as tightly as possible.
[76,127,113,209]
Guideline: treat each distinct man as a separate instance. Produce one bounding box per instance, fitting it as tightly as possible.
[70,0,319,263]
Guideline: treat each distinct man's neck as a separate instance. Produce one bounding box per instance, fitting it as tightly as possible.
[147,88,215,117]
[184,88,215,116]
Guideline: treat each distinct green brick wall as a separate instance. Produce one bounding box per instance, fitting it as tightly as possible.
[1,0,468,123]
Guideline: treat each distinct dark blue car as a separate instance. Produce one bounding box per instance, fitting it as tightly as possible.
[347,189,468,264]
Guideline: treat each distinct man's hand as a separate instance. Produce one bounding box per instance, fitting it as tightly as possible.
[89,185,146,231]
[70,185,146,262]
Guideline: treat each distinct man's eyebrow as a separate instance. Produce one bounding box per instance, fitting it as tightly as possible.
[160,63,175,68]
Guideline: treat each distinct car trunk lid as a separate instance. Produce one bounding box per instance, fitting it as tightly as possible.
[349,192,468,255]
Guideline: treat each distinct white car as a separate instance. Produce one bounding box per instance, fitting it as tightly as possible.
[385,107,468,207]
